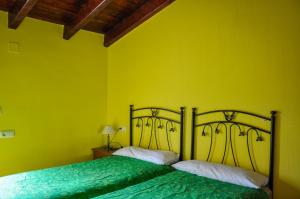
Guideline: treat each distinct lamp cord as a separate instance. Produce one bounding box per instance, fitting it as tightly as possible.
[109,134,123,149]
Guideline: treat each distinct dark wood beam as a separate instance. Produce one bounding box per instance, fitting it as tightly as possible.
[104,0,175,47]
[8,0,39,29]
[63,0,112,40]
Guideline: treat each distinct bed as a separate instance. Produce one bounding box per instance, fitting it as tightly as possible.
[93,170,269,199]
[93,108,276,199]
[0,105,185,199]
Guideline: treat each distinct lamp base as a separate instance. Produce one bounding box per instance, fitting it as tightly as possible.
[107,134,110,152]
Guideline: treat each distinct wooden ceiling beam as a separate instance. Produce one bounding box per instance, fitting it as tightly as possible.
[63,0,112,40]
[104,0,175,47]
[8,0,39,29]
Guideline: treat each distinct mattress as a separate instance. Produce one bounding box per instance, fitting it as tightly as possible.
[0,156,173,199]
[94,170,269,199]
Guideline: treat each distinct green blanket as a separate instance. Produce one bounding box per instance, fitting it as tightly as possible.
[94,170,269,199]
[0,156,173,199]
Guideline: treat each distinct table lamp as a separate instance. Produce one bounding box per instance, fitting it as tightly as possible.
[102,125,115,151]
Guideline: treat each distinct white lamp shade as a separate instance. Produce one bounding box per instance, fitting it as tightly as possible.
[102,125,115,135]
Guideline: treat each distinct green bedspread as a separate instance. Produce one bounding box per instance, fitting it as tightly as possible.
[0,156,173,199]
[94,170,269,199]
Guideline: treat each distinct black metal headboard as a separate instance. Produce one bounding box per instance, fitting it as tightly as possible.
[130,105,185,160]
[191,109,276,190]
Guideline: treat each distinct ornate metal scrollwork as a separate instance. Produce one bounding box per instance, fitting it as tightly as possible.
[256,135,263,142]
[133,108,180,151]
[130,105,185,161]
[151,109,159,117]
[194,110,272,172]
[191,109,276,191]
[135,118,144,147]
[157,119,163,129]
[223,111,236,121]
[169,126,176,132]
[239,131,246,136]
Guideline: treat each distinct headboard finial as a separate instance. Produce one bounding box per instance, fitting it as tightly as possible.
[271,111,277,116]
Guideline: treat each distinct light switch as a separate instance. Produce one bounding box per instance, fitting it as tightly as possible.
[0,130,15,138]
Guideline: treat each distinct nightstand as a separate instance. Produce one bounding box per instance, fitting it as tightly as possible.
[92,147,117,160]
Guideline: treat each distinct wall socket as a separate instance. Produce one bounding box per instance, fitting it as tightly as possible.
[0,130,15,139]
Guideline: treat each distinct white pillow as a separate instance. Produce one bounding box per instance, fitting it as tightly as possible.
[172,160,268,189]
[113,146,179,165]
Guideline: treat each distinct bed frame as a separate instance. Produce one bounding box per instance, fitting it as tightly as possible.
[191,109,276,191]
[130,105,185,160]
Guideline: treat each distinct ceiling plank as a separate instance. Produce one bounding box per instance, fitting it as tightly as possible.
[63,0,113,40]
[8,0,39,29]
[104,0,175,47]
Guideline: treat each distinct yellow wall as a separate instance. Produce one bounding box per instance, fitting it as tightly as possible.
[0,11,107,176]
[107,0,300,198]
[1,0,300,198]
